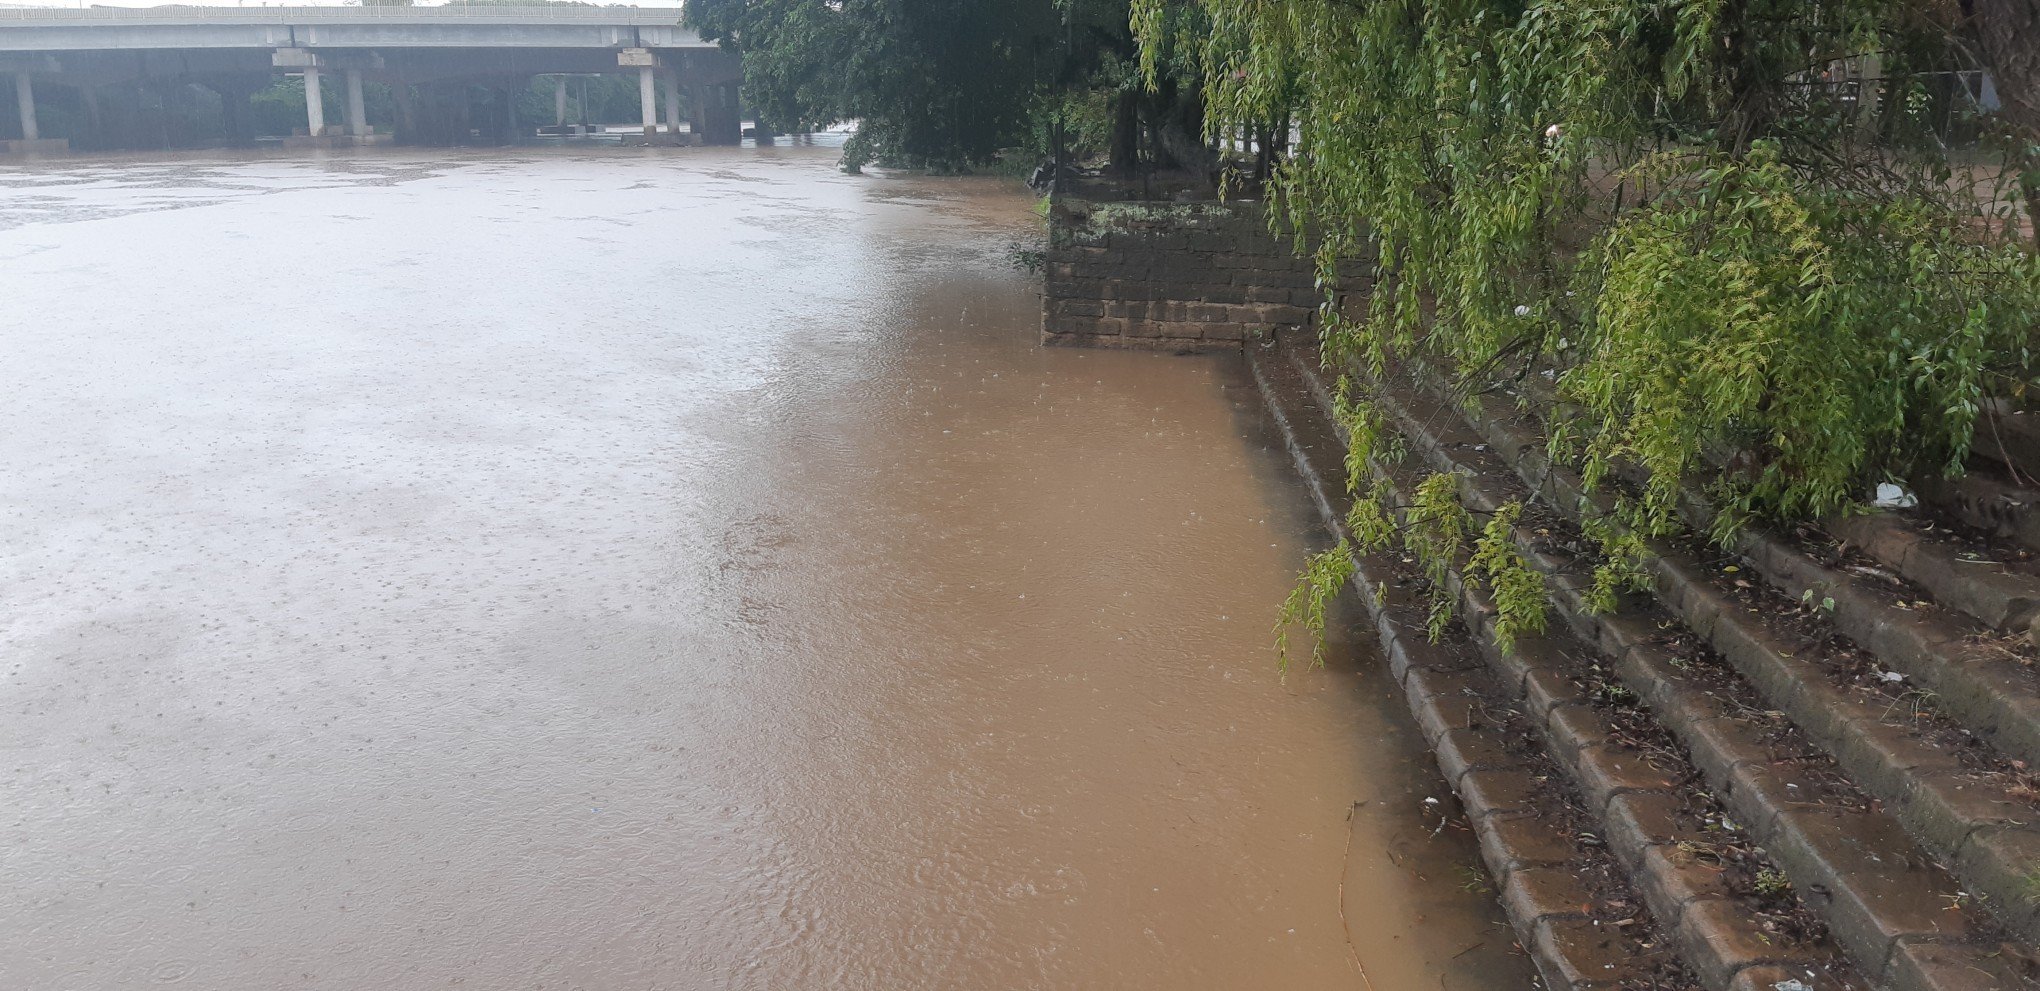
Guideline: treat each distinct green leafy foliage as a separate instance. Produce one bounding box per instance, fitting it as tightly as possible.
[1345,483,1397,553]
[1570,144,2040,543]
[1333,395,1399,553]
[1406,471,1474,640]
[686,0,1066,168]
[1139,0,2040,658]
[1581,515,1652,614]
[1028,77,1123,165]
[1275,543,1356,672]
[686,0,1213,172]
[1331,388,1382,493]
[1465,502,1549,653]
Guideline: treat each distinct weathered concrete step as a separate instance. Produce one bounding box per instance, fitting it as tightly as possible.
[1357,351,2040,954]
[1486,374,2040,773]
[1431,504,1861,990]
[1401,370,2040,948]
[1823,510,2040,637]
[1643,444,2040,641]
[1588,590,2040,948]
[1918,468,2040,556]
[1973,404,2040,483]
[1566,581,2040,989]
[1304,342,2040,989]
[1514,377,2040,640]
[1256,340,1864,989]
[1249,340,1699,990]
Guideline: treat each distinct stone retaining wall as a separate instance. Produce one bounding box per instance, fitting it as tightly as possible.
[1039,197,1319,351]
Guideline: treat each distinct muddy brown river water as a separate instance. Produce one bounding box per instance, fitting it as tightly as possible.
[0,144,1534,990]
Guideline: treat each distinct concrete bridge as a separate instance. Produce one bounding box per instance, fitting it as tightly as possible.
[0,6,744,152]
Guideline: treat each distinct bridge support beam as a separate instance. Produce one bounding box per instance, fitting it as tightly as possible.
[637,64,656,137]
[344,68,367,137]
[554,76,567,126]
[303,66,325,136]
[14,72,36,142]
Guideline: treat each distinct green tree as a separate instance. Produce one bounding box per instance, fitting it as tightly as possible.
[686,0,1219,174]
[687,0,1064,170]
[1147,0,2040,648]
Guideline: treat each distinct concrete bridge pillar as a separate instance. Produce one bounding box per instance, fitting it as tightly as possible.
[344,68,367,137]
[662,70,682,138]
[637,65,656,137]
[302,66,325,136]
[554,75,567,127]
[14,72,37,142]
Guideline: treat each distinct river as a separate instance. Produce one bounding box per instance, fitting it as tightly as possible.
[0,144,1532,990]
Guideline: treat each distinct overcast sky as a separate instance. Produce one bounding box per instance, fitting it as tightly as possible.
[2,1,687,8]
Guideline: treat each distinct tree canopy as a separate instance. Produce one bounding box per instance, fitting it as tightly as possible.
[1139,0,2040,650]
[683,0,1221,172]
[685,0,1070,169]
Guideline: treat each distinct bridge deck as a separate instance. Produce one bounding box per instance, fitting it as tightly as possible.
[0,6,709,52]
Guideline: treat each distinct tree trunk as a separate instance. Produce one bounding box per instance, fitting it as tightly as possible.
[1108,87,1139,176]
[1968,0,2040,135]
[1962,0,2040,245]
[1150,84,1214,177]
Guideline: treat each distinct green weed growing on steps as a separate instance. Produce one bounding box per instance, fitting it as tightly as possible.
[1006,196,1052,275]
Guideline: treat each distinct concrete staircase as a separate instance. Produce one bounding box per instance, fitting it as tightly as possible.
[1249,330,2040,991]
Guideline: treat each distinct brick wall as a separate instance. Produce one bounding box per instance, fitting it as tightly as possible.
[1040,197,1319,351]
